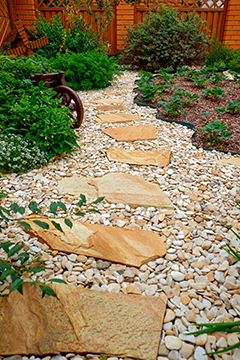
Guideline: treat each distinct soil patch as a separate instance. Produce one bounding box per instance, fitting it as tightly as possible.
[134,75,240,154]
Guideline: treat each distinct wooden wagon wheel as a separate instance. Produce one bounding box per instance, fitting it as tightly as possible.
[54,86,84,128]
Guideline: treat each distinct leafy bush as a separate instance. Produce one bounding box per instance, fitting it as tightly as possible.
[30,10,65,58]
[52,50,120,90]
[199,119,232,146]
[0,54,54,81]
[0,76,79,159]
[0,134,48,173]
[119,5,210,72]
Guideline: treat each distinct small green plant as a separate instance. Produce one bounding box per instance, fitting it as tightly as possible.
[208,73,225,85]
[202,87,225,101]
[215,106,225,115]
[183,69,199,80]
[139,82,164,101]
[191,75,208,88]
[137,70,155,85]
[158,96,187,117]
[0,193,104,297]
[0,134,48,173]
[226,100,240,114]
[173,89,199,108]
[199,119,232,146]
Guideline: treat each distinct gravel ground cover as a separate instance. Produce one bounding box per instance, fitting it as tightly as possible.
[1,70,240,360]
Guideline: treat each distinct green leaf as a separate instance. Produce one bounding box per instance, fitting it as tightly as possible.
[18,252,30,264]
[80,194,86,204]
[48,278,67,284]
[75,211,86,216]
[51,220,63,233]
[57,201,66,212]
[88,209,100,214]
[25,267,45,274]
[28,201,38,214]
[39,284,56,298]
[50,202,58,215]
[77,199,84,208]
[64,219,73,228]
[10,277,23,294]
[10,203,20,214]
[33,220,49,230]
[0,241,13,252]
[0,192,7,199]
[0,268,14,281]
[7,244,23,258]
[18,221,32,230]
[93,197,104,204]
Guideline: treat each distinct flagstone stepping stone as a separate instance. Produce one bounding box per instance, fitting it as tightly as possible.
[91,98,124,104]
[103,125,158,141]
[0,283,167,359]
[90,173,174,209]
[95,104,126,111]
[216,157,240,166]
[96,112,142,124]
[22,219,167,267]
[107,148,172,166]
[58,176,97,197]
[58,173,173,209]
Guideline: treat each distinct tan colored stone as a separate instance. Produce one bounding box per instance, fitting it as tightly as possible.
[58,176,97,198]
[22,218,167,267]
[90,173,174,209]
[126,284,142,295]
[0,283,167,359]
[95,105,126,111]
[91,98,125,104]
[216,157,240,166]
[107,148,171,167]
[180,293,190,305]
[96,113,141,124]
[103,125,158,141]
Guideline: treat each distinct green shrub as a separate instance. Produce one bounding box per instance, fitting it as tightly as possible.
[0,54,54,81]
[0,134,48,173]
[0,75,79,159]
[52,50,120,90]
[119,5,210,72]
[30,10,65,58]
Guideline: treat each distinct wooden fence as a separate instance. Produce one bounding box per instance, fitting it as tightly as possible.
[1,0,240,53]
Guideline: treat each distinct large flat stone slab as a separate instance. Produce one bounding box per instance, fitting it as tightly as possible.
[0,283,167,359]
[90,173,174,209]
[216,157,240,166]
[103,125,158,141]
[58,176,97,197]
[58,173,173,209]
[22,219,167,267]
[107,148,172,166]
[91,98,124,104]
[95,104,126,111]
[96,112,142,124]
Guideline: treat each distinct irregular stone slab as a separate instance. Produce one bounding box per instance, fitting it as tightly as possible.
[103,125,158,141]
[107,148,172,167]
[58,176,97,197]
[96,112,142,124]
[22,219,167,267]
[90,173,174,209]
[216,157,240,166]
[91,98,124,104]
[95,104,126,111]
[0,283,167,359]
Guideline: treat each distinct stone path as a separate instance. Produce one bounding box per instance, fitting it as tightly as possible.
[1,70,240,360]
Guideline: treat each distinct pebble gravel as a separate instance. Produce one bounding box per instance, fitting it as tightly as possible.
[1,71,240,360]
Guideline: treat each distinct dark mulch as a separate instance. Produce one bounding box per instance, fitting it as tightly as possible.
[134,75,240,154]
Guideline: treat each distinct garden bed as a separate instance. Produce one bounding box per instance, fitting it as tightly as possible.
[134,70,240,154]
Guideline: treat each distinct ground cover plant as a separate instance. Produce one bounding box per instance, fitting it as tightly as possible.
[135,67,240,153]
[119,4,210,72]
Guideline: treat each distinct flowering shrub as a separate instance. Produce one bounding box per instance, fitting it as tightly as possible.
[0,134,48,173]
